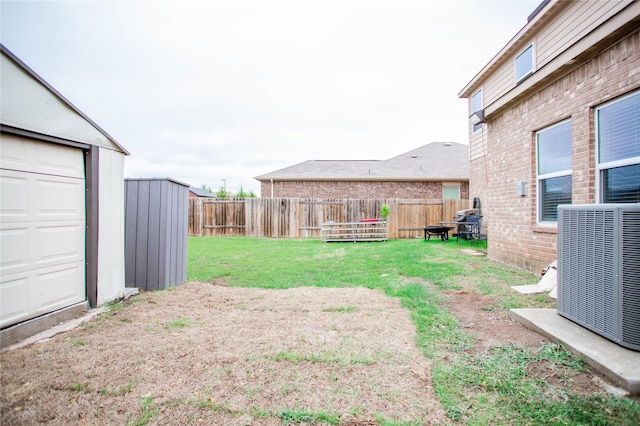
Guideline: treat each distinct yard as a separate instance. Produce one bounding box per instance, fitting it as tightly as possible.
[2,237,639,425]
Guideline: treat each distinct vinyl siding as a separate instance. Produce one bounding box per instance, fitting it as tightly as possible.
[537,0,627,65]
[480,0,636,110]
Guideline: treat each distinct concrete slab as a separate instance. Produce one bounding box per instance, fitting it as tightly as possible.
[460,249,486,257]
[0,301,89,350]
[2,307,107,352]
[1,307,107,353]
[510,308,640,396]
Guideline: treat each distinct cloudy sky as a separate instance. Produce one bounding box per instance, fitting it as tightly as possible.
[1,0,539,195]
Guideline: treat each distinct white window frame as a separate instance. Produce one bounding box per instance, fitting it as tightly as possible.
[515,43,534,83]
[595,90,640,203]
[536,119,572,225]
[471,89,483,133]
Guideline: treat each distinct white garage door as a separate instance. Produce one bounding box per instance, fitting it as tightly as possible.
[1,136,86,328]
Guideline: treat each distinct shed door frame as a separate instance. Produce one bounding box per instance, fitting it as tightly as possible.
[1,124,100,308]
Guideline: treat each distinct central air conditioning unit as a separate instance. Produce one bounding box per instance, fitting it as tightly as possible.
[557,204,640,351]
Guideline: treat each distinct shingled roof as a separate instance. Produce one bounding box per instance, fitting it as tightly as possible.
[255,142,468,182]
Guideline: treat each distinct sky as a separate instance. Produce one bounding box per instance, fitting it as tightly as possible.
[1,0,540,195]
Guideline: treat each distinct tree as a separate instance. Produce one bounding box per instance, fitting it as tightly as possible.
[216,186,230,198]
[236,185,249,198]
[235,185,257,198]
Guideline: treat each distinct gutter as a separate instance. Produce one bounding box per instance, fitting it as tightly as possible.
[255,177,469,183]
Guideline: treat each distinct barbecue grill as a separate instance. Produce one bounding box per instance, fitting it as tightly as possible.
[453,208,481,241]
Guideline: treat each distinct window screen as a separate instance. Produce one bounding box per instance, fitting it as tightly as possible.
[471,89,483,133]
[516,44,534,82]
[602,164,640,203]
[540,176,572,221]
[537,120,572,222]
[538,121,572,175]
[597,91,640,203]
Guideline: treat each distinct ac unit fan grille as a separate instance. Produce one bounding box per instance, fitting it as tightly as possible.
[559,209,616,337]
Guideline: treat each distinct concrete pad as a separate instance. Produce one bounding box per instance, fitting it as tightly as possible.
[460,249,485,257]
[1,307,106,353]
[510,308,640,396]
[0,301,89,350]
[511,285,550,294]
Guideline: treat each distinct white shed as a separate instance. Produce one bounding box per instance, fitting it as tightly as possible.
[0,44,129,346]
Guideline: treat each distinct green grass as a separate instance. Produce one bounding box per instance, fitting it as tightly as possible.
[99,382,135,397]
[127,396,159,426]
[277,408,341,425]
[68,382,92,393]
[164,317,202,331]
[266,349,376,365]
[187,237,640,424]
[322,305,358,313]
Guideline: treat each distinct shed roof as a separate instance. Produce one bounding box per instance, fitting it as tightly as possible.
[0,44,129,155]
[255,142,469,182]
[189,186,214,197]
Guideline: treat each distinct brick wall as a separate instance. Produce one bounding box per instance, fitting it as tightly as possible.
[260,180,469,200]
[470,30,640,272]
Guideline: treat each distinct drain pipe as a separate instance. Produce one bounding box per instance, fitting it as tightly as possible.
[270,179,274,198]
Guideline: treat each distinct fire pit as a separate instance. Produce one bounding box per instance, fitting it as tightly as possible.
[423,225,454,241]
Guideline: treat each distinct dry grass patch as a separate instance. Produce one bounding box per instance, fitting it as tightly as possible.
[1,282,446,425]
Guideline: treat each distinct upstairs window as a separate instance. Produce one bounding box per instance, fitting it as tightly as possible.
[516,44,534,83]
[471,89,483,133]
[596,91,640,203]
[537,120,572,223]
[443,185,460,200]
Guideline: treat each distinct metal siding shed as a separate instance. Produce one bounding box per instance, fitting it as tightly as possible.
[124,178,189,290]
[0,44,129,347]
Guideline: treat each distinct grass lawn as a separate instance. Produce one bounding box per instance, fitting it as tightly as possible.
[188,237,640,425]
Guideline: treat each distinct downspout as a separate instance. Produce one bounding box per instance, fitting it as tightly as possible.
[270,179,274,198]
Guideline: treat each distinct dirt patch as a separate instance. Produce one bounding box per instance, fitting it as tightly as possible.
[1,282,446,425]
[445,289,610,398]
[446,290,547,349]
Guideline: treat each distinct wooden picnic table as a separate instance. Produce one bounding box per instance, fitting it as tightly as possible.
[322,221,388,242]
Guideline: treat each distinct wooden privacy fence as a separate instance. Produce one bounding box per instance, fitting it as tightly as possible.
[189,198,469,239]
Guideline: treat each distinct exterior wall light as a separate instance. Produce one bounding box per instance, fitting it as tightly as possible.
[469,109,486,125]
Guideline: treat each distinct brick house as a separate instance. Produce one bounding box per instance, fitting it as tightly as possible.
[254,142,469,200]
[459,0,640,272]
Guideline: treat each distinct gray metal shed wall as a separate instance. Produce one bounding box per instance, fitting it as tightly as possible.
[125,179,188,290]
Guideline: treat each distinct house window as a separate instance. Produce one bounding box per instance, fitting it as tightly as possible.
[471,89,483,133]
[515,44,534,83]
[596,91,640,203]
[537,120,572,222]
[443,185,460,200]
